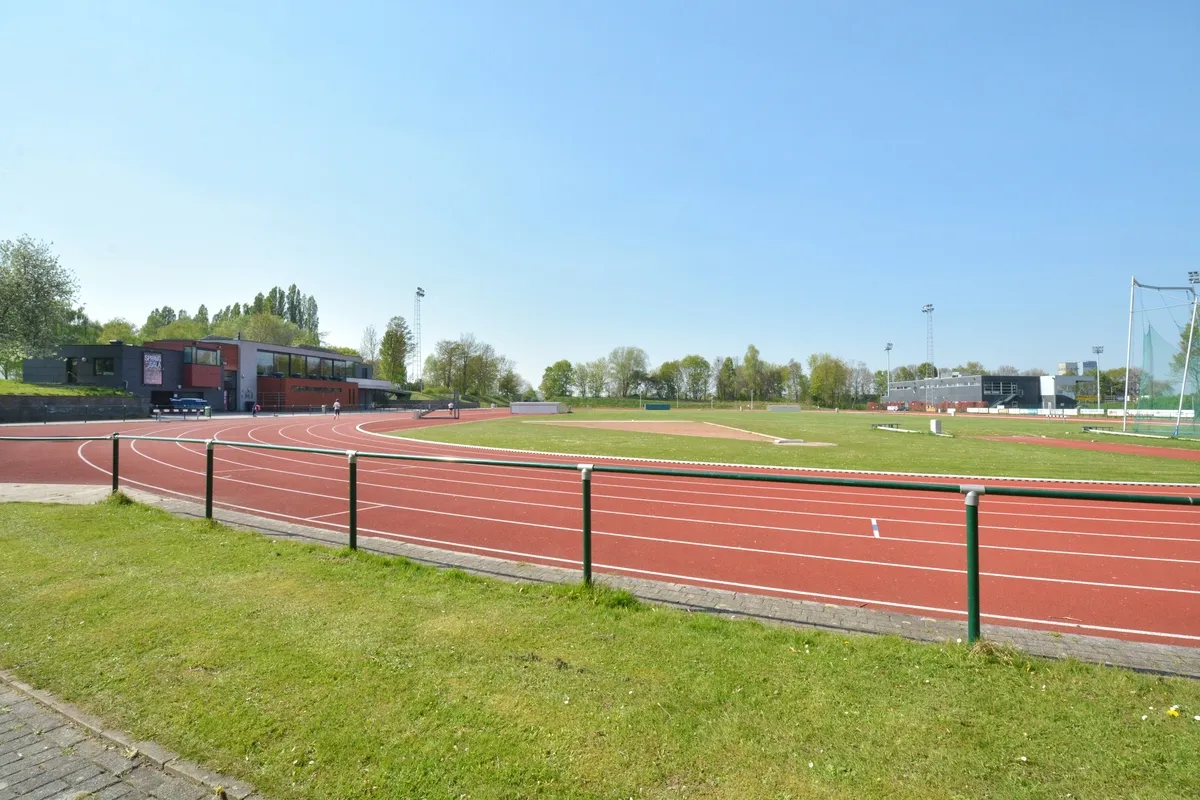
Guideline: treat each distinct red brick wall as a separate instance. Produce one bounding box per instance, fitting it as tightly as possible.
[257,377,356,408]
[184,364,222,389]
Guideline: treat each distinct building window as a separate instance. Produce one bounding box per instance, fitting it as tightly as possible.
[289,354,305,378]
[306,356,321,378]
[186,347,220,366]
[272,352,289,376]
[93,357,115,376]
[256,351,274,376]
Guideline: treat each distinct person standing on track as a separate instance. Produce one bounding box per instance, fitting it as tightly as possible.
[333,399,341,418]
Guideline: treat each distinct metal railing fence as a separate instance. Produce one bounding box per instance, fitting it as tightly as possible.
[2,433,1197,644]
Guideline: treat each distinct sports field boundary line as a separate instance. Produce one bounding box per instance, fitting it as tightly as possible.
[356,422,1200,489]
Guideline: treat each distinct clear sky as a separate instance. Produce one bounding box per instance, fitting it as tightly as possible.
[3,1,1198,382]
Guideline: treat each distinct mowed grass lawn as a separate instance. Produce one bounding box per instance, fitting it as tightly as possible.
[2,500,1199,799]
[398,409,1200,483]
[0,379,132,397]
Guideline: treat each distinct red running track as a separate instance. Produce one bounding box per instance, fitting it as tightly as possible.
[2,410,1199,647]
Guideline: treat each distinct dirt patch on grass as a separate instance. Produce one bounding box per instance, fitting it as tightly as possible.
[528,419,777,442]
[980,435,1200,461]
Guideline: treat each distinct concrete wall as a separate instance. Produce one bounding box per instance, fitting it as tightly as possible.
[0,394,151,423]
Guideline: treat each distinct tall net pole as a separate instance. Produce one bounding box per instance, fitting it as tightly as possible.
[1176,295,1199,437]
[1123,276,1135,431]
[922,304,934,409]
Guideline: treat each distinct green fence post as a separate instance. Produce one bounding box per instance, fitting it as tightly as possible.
[580,465,593,585]
[964,488,982,643]
[205,439,215,519]
[111,433,120,494]
[348,451,358,550]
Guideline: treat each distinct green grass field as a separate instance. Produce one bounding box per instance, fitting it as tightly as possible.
[396,409,1200,483]
[0,379,132,397]
[2,499,1198,799]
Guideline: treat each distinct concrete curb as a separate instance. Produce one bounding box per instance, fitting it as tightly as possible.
[0,667,262,799]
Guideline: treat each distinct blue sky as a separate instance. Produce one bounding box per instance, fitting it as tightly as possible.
[2,1,1198,382]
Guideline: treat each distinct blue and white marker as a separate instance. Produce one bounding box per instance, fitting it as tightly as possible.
[871,518,880,538]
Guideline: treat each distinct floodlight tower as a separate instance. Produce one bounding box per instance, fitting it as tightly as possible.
[410,287,425,382]
[884,343,893,399]
[1092,345,1104,409]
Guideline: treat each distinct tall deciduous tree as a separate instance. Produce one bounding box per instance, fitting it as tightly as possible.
[678,354,711,401]
[540,360,574,398]
[807,353,850,407]
[786,359,807,402]
[378,316,411,385]
[607,346,648,397]
[359,325,380,365]
[716,357,737,401]
[0,236,79,377]
[994,365,1019,376]
[741,344,762,400]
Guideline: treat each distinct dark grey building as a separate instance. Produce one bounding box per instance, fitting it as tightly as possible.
[22,342,224,407]
[884,374,1056,409]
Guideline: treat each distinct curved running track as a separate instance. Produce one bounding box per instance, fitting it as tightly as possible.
[2,410,1198,647]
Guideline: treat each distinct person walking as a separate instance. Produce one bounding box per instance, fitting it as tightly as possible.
[252,403,260,418]
[333,399,341,418]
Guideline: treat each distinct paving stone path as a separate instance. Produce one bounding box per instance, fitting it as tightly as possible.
[0,681,259,800]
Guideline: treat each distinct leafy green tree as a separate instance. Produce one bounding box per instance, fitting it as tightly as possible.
[60,308,102,344]
[716,357,737,401]
[98,318,141,344]
[952,361,987,375]
[607,346,648,397]
[378,316,412,385]
[678,354,711,401]
[741,344,762,400]
[916,362,937,379]
[893,365,917,381]
[540,360,574,398]
[0,236,79,378]
[786,359,807,402]
[1171,321,1200,398]
[498,368,522,400]
[807,353,850,407]
[874,370,890,398]
[152,316,209,341]
[195,305,210,329]
[655,360,682,400]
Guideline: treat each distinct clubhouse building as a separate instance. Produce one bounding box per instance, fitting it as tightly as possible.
[23,336,401,411]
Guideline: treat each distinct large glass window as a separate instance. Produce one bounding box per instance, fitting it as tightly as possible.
[320,358,332,378]
[93,357,115,376]
[256,351,274,376]
[184,347,194,364]
[290,354,305,378]
[195,349,220,366]
[273,352,289,375]
[307,356,321,378]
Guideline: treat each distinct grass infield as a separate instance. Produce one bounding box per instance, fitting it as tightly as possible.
[397,409,1200,483]
[1,499,1198,799]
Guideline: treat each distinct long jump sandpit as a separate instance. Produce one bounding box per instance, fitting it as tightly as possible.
[526,419,836,446]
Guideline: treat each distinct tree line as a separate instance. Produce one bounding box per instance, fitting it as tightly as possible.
[539,346,880,407]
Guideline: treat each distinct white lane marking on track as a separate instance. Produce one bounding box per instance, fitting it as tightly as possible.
[356,422,1200,488]
[329,424,1200,522]
[105,441,1200,595]
[306,503,384,521]
[79,434,1200,643]
[187,438,1200,558]
[280,421,1200,535]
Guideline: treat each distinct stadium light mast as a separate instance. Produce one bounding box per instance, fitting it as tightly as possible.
[411,287,425,383]
[884,343,893,400]
[1092,345,1104,410]
[922,304,935,409]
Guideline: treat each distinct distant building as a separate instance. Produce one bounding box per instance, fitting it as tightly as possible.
[23,337,401,411]
[1057,360,1097,376]
[884,373,1079,410]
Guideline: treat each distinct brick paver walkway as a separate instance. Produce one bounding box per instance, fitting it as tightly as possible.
[0,685,209,800]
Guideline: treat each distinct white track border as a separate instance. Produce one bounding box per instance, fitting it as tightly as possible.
[355,421,1200,489]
